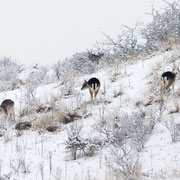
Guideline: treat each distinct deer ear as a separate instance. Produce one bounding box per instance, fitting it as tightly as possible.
[84,79,87,82]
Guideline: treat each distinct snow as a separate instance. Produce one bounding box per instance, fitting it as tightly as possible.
[0,50,180,179]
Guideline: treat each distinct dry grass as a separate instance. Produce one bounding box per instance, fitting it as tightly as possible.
[34,103,83,131]
[34,114,53,130]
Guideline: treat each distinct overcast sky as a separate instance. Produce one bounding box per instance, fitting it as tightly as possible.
[0,0,173,66]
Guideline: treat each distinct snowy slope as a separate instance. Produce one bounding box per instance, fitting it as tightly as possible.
[0,50,180,179]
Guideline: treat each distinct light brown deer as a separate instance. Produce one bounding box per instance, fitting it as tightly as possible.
[160,71,176,98]
[0,99,15,121]
[81,77,100,104]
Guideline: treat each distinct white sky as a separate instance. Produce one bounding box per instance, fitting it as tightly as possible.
[0,0,174,66]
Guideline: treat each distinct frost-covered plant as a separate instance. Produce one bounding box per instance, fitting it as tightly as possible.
[68,51,98,74]
[23,81,39,116]
[28,66,51,85]
[23,66,51,115]
[112,113,151,151]
[95,109,151,150]
[100,22,143,62]
[110,146,142,180]
[65,122,100,159]
[141,1,180,52]
[65,135,88,160]
[60,74,76,97]
[142,104,165,132]
[65,123,85,160]
[94,109,121,143]
[0,56,23,91]
[53,50,102,77]
[53,59,69,81]
[164,118,180,142]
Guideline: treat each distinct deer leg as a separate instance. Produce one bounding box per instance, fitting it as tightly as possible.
[9,112,13,121]
[89,88,93,104]
[94,87,100,103]
[160,85,164,100]
[13,110,15,121]
[172,80,175,93]
[4,115,7,127]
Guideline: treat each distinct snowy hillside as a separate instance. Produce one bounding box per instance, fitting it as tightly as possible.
[0,49,180,180]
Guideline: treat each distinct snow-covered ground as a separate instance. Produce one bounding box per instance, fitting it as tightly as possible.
[0,50,180,179]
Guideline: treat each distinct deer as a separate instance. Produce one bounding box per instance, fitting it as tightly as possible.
[0,99,15,122]
[81,77,100,104]
[160,71,176,98]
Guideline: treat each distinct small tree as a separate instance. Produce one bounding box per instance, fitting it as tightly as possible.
[65,135,88,160]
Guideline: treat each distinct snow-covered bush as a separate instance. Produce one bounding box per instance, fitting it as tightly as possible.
[141,1,180,53]
[112,113,151,151]
[65,135,88,160]
[67,51,99,74]
[65,135,101,160]
[100,23,143,63]
[0,56,23,91]
[53,59,69,81]
[95,109,152,151]
[53,50,103,77]
[27,66,51,85]
[65,121,101,160]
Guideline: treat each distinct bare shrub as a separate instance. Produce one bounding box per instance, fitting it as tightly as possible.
[108,146,142,180]
[101,22,142,62]
[10,158,30,175]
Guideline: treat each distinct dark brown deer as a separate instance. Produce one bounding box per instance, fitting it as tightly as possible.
[81,77,100,104]
[0,99,15,121]
[160,71,176,98]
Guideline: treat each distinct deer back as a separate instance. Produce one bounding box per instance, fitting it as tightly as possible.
[0,99,14,113]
